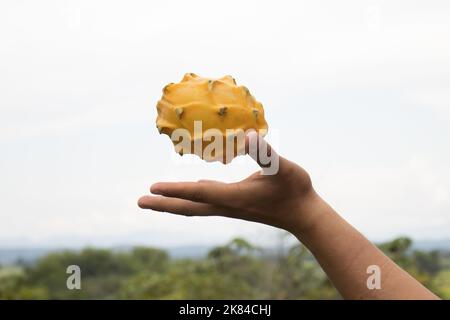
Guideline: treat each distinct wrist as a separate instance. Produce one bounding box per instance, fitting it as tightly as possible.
[286,189,335,240]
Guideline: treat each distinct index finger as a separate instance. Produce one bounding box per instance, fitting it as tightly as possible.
[150,180,244,208]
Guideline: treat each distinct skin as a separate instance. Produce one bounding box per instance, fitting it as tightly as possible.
[138,131,439,300]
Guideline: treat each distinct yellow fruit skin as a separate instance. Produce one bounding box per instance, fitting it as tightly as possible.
[156,73,268,163]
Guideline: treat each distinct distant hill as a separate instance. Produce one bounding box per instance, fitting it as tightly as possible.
[0,245,212,266]
[1,239,449,266]
[0,248,55,266]
[412,239,450,251]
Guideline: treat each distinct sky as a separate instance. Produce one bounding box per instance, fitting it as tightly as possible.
[0,0,449,248]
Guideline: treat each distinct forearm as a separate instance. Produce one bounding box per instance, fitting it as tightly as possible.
[290,192,439,300]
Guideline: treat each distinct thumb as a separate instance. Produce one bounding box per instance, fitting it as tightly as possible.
[245,131,282,175]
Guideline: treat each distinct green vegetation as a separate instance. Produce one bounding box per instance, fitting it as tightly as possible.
[0,236,448,299]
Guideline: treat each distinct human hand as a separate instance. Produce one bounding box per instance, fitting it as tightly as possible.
[138,132,440,300]
[138,131,319,234]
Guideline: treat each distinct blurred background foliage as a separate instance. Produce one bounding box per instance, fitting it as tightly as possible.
[0,236,449,299]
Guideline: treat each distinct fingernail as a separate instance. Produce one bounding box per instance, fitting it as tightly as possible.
[150,184,161,194]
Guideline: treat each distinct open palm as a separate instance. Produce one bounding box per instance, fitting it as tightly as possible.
[138,132,315,232]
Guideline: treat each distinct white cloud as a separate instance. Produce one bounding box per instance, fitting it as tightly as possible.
[313,155,450,240]
[408,87,450,119]
[1,0,450,247]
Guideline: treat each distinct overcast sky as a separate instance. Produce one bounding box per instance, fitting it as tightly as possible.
[1,0,449,248]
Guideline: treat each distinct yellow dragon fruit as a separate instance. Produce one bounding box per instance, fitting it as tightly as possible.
[155,73,268,163]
